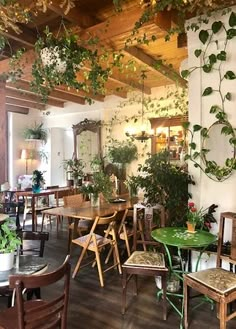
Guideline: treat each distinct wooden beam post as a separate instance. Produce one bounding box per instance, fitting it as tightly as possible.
[0,80,8,184]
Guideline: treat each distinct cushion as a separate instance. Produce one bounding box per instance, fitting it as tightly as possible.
[186,267,236,294]
[124,251,165,268]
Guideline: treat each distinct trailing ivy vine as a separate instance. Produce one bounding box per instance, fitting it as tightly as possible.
[182,10,236,181]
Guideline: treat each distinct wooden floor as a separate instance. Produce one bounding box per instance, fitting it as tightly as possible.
[1,217,236,329]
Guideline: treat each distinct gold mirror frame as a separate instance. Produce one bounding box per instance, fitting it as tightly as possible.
[72,118,102,161]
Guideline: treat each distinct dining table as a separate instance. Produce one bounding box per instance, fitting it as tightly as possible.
[151,227,217,329]
[15,186,73,231]
[42,196,137,252]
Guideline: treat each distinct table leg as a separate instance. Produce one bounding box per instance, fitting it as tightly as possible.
[31,195,36,231]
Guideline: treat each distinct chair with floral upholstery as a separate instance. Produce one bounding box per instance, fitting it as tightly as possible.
[184,211,236,329]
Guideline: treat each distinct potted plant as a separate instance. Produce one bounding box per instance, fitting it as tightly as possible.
[62,158,85,186]
[134,151,195,227]
[107,139,138,180]
[0,218,21,271]
[80,171,113,207]
[32,170,45,193]
[30,26,110,103]
[23,122,48,144]
[186,201,218,233]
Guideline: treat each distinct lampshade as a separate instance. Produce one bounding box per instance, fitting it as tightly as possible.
[21,149,28,160]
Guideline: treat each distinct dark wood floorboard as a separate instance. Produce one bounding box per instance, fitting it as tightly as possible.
[1,217,236,329]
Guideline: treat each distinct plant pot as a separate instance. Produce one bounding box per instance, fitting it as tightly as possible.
[32,184,41,193]
[186,221,196,233]
[0,252,14,271]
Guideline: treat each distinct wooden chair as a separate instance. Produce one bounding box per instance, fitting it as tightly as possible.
[40,188,74,231]
[0,255,71,329]
[121,204,168,320]
[118,208,146,257]
[0,231,49,306]
[72,211,122,287]
[63,193,90,251]
[184,212,236,329]
[22,188,52,230]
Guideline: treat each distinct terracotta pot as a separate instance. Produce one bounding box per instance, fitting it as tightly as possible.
[186,221,196,233]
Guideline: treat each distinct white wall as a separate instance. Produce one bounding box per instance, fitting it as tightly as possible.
[187,7,236,239]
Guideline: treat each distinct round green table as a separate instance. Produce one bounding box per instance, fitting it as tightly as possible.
[151,227,217,328]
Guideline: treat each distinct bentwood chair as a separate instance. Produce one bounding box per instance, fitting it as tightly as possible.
[184,212,236,329]
[72,211,122,287]
[0,255,71,329]
[121,204,168,320]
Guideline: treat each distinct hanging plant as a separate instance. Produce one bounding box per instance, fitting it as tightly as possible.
[23,122,48,144]
[107,139,138,165]
[30,26,111,103]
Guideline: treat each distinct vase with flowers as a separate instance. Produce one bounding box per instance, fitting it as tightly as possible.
[186,202,218,233]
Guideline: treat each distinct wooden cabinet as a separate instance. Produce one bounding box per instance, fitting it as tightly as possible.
[149,116,187,161]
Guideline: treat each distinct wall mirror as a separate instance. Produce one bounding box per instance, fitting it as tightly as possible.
[73,119,101,174]
[202,120,236,181]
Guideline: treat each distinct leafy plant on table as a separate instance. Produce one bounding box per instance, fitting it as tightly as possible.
[0,218,21,254]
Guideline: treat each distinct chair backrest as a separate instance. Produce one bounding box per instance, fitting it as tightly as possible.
[88,211,118,240]
[63,193,84,207]
[18,231,49,257]
[217,212,236,267]
[9,255,71,329]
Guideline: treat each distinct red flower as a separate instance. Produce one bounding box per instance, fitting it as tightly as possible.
[188,202,194,208]
[190,207,197,213]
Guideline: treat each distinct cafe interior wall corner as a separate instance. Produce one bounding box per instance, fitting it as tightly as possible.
[187,7,236,240]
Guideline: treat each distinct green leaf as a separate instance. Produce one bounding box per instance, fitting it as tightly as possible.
[194,49,202,58]
[201,128,208,137]
[203,64,212,73]
[182,121,190,130]
[202,87,213,96]
[210,105,221,113]
[217,51,226,61]
[184,154,191,160]
[199,30,209,44]
[193,152,200,159]
[227,28,236,39]
[225,92,232,100]
[181,70,190,79]
[189,142,196,150]
[221,126,233,135]
[194,163,200,168]
[211,21,223,33]
[216,111,227,121]
[224,71,236,80]
[229,137,236,145]
[229,12,236,27]
[193,124,202,132]
[209,54,217,64]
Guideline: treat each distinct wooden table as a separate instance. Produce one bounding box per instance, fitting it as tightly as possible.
[15,186,72,231]
[42,197,136,251]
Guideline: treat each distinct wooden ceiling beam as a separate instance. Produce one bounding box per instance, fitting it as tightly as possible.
[1,26,37,48]
[125,46,187,88]
[48,3,99,27]
[7,80,85,105]
[6,97,45,111]
[6,104,29,114]
[6,88,64,108]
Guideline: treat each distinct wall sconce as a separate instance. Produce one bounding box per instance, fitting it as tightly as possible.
[20,149,29,174]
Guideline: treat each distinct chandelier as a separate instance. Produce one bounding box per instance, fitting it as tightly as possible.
[125,72,155,142]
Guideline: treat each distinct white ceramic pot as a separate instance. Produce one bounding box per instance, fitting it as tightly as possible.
[0,252,14,271]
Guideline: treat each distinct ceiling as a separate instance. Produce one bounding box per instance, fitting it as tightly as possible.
[0,0,190,113]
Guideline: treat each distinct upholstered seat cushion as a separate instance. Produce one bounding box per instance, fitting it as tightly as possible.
[186,267,236,294]
[124,251,165,268]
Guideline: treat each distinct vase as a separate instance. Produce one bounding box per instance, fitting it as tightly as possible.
[186,221,196,233]
[90,193,100,207]
[32,184,41,193]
